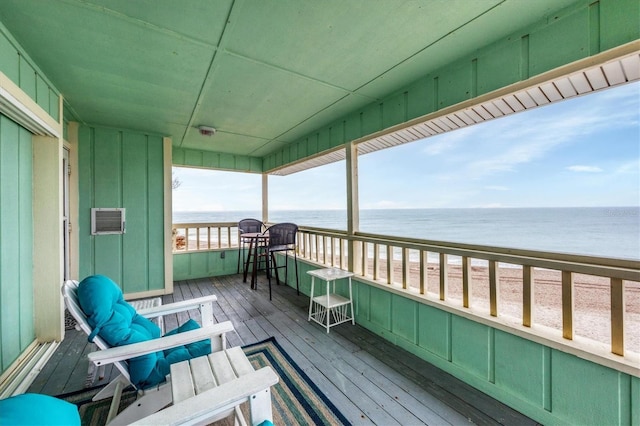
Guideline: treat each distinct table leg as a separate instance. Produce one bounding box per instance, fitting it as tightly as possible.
[349,277,355,325]
[326,280,330,333]
[308,277,315,321]
[251,238,259,290]
[243,238,254,283]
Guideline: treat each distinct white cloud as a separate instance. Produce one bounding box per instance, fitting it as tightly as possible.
[567,165,603,173]
[426,83,639,181]
[484,185,509,191]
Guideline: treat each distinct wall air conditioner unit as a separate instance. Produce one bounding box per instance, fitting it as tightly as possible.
[91,208,126,235]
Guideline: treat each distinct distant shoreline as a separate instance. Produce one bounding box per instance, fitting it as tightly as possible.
[175,207,640,260]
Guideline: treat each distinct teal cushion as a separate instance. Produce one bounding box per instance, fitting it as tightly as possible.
[164,319,212,360]
[77,275,211,389]
[78,275,163,387]
[0,393,80,425]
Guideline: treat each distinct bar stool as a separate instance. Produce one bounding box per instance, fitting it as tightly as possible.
[264,223,299,299]
[236,218,263,274]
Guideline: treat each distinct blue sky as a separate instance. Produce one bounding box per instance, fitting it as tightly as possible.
[173,81,639,211]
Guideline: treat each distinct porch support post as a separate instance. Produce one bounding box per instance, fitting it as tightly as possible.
[346,142,360,273]
[261,173,268,224]
[66,122,80,281]
[163,137,173,294]
[33,134,64,342]
[32,91,65,343]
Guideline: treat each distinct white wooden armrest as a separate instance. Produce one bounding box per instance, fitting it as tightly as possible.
[131,367,279,426]
[137,295,218,319]
[88,321,234,366]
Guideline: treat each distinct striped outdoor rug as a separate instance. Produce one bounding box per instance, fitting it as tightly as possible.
[59,337,350,425]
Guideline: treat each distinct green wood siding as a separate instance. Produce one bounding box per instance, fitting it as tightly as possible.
[417,305,451,360]
[172,147,263,173]
[0,22,60,121]
[78,126,165,295]
[263,0,640,172]
[173,249,239,281]
[353,279,639,425]
[0,115,34,375]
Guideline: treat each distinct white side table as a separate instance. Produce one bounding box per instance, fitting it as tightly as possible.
[307,268,355,333]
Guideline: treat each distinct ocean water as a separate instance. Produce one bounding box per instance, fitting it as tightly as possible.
[173,207,640,260]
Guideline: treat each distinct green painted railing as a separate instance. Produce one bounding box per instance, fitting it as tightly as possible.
[295,226,640,373]
[172,221,640,373]
[172,222,239,251]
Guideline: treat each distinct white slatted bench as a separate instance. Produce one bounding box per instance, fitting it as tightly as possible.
[133,346,278,426]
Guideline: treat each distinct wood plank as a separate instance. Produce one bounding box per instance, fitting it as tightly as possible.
[263,299,411,424]
[275,296,463,424]
[170,361,196,403]
[256,311,379,425]
[208,351,236,385]
[226,346,253,376]
[189,355,217,394]
[337,320,536,426]
[39,328,87,395]
[272,309,426,425]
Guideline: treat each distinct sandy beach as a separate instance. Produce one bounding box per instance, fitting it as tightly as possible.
[368,261,640,354]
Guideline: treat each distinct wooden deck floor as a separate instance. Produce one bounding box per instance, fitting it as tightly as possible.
[29,274,537,425]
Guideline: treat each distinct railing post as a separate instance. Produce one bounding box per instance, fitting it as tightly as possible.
[462,256,471,308]
[439,253,448,300]
[402,248,410,289]
[322,236,327,264]
[386,245,393,285]
[330,237,335,266]
[523,265,533,327]
[562,271,574,340]
[420,250,428,295]
[361,241,368,277]
[610,277,624,355]
[373,243,379,281]
[489,260,499,317]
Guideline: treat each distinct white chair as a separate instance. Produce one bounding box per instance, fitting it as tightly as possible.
[62,280,277,425]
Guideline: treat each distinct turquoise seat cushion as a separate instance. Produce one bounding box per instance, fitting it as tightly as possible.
[0,393,80,425]
[78,275,211,388]
[164,318,212,362]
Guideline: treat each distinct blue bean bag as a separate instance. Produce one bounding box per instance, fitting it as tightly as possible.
[0,393,80,425]
[77,275,211,388]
